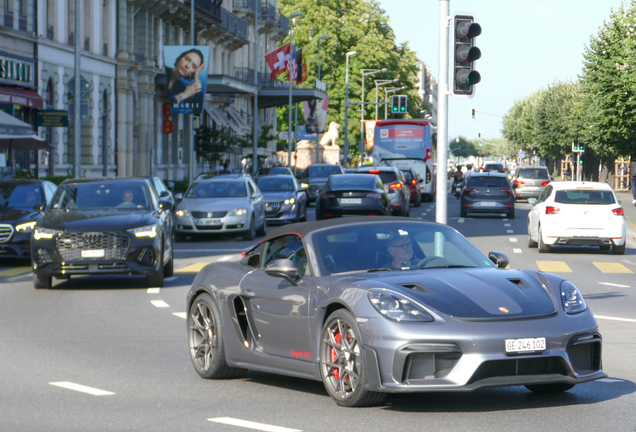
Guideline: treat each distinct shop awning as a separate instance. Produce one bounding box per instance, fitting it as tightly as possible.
[0,134,54,150]
[0,86,43,109]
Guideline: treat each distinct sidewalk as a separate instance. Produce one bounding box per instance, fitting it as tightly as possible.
[616,191,636,243]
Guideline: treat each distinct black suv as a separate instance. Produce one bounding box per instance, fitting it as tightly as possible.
[31,178,174,289]
[297,164,345,202]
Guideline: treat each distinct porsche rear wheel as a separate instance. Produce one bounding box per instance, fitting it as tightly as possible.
[188,293,246,379]
[319,310,386,407]
[525,383,575,393]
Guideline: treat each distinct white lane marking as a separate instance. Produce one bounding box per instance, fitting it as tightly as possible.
[418,217,424,220]
[513,248,523,254]
[50,382,115,396]
[621,260,636,265]
[151,300,169,308]
[173,312,187,319]
[208,417,301,432]
[598,378,624,383]
[599,282,631,288]
[595,315,636,323]
[509,238,518,243]
[165,276,178,282]
[458,218,465,223]
[147,288,160,294]
[503,218,508,221]
[506,230,514,233]
[504,223,511,227]
[217,255,234,262]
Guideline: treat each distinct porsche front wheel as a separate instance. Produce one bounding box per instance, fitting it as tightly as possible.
[188,293,246,379]
[319,310,386,407]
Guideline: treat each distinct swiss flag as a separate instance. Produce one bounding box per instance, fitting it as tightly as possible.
[265,43,291,79]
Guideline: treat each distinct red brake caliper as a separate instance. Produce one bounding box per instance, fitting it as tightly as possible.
[331,331,341,380]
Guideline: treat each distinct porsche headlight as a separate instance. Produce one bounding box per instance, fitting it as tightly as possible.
[367,289,434,322]
[228,208,248,217]
[284,198,296,205]
[33,227,60,240]
[560,280,587,314]
[16,221,37,233]
[301,183,309,189]
[175,209,188,217]
[127,225,158,238]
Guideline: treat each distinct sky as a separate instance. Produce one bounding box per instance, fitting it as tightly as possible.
[377,0,617,144]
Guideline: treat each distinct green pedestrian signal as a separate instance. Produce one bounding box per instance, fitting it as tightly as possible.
[399,95,407,113]
[392,95,399,113]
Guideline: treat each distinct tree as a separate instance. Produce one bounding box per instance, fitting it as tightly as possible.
[195,125,236,172]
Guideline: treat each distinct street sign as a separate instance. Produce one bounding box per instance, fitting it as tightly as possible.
[278,131,294,140]
[519,151,526,158]
[36,110,69,127]
[296,125,317,141]
[65,75,92,96]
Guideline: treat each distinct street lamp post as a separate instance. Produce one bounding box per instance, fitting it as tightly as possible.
[384,86,407,119]
[343,50,356,166]
[287,12,303,172]
[360,68,386,155]
[317,35,330,81]
[374,79,398,120]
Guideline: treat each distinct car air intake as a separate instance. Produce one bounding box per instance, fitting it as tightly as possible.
[567,333,602,374]
[0,224,13,243]
[404,352,462,381]
[468,357,570,384]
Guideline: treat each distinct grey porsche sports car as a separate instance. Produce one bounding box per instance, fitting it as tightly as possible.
[186,217,605,407]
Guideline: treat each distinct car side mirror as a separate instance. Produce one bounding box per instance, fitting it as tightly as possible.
[265,259,301,285]
[174,193,183,202]
[488,251,510,269]
[527,198,537,206]
[160,191,170,198]
[241,253,261,267]
[418,179,424,183]
[33,202,45,213]
[159,200,173,211]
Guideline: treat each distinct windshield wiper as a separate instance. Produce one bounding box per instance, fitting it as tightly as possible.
[417,265,476,270]
[331,268,394,275]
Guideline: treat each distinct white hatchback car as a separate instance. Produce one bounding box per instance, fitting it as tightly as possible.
[527,181,626,254]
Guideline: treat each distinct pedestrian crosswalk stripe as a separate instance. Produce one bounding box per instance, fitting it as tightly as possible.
[0,266,31,277]
[175,262,211,273]
[536,261,572,273]
[593,262,633,274]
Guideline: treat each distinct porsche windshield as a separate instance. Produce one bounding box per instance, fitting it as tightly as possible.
[50,182,151,211]
[311,222,492,275]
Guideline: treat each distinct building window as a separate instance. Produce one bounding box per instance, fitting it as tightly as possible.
[68,0,75,46]
[101,0,109,56]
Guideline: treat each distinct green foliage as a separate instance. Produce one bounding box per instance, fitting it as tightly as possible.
[195,125,237,171]
[40,175,72,185]
[277,0,427,152]
[449,136,479,158]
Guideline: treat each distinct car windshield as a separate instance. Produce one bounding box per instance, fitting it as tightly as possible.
[50,182,151,211]
[401,171,414,182]
[554,190,615,204]
[485,164,503,170]
[270,167,290,175]
[308,165,341,178]
[186,181,247,198]
[518,168,549,179]
[360,171,398,184]
[0,183,43,208]
[257,177,294,192]
[310,222,492,276]
[468,177,510,188]
[329,175,377,190]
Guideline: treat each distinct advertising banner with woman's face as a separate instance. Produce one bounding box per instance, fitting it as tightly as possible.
[164,46,210,115]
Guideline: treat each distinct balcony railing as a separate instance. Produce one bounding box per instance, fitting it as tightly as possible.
[47,25,54,40]
[192,0,221,20]
[68,32,74,46]
[233,0,256,12]
[3,10,13,28]
[18,13,26,32]
[220,7,248,40]
[234,67,255,84]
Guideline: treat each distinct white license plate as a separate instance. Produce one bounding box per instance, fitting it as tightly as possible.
[340,198,362,204]
[455,187,462,192]
[198,218,222,226]
[479,201,497,206]
[81,249,105,258]
[505,337,546,353]
[573,229,599,237]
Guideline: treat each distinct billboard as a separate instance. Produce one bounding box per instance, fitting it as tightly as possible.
[303,96,329,134]
[164,45,210,115]
[364,120,376,148]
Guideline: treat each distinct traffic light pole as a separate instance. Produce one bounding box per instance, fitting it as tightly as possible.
[436,0,450,225]
[576,152,581,181]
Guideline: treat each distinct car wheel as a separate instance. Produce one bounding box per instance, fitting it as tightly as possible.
[527,223,538,248]
[525,383,575,393]
[242,216,256,241]
[256,217,267,237]
[538,226,551,253]
[460,209,467,218]
[163,242,174,278]
[319,309,386,407]
[33,273,51,289]
[414,195,422,207]
[599,245,611,251]
[613,244,626,255]
[508,209,515,219]
[188,293,247,379]
[147,249,165,288]
[300,205,307,222]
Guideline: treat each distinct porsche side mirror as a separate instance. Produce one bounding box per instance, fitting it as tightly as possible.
[33,202,45,213]
[488,251,509,269]
[527,198,537,206]
[265,259,301,285]
[241,253,260,267]
[160,190,170,198]
[158,200,173,211]
[174,193,183,202]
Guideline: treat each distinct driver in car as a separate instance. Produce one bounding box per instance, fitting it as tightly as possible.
[384,234,420,270]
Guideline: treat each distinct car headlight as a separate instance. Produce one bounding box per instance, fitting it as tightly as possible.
[33,227,60,240]
[175,209,188,217]
[301,183,309,189]
[228,208,248,217]
[367,289,434,322]
[560,280,587,314]
[127,225,158,238]
[284,198,296,205]
[16,221,37,233]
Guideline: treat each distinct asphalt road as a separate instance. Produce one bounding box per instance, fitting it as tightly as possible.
[1,181,635,432]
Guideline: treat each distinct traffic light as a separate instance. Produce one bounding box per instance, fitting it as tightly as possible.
[572,140,585,152]
[453,13,481,98]
[399,95,407,113]
[478,132,482,139]
[471,108,476,119]
[392,95,400,113]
